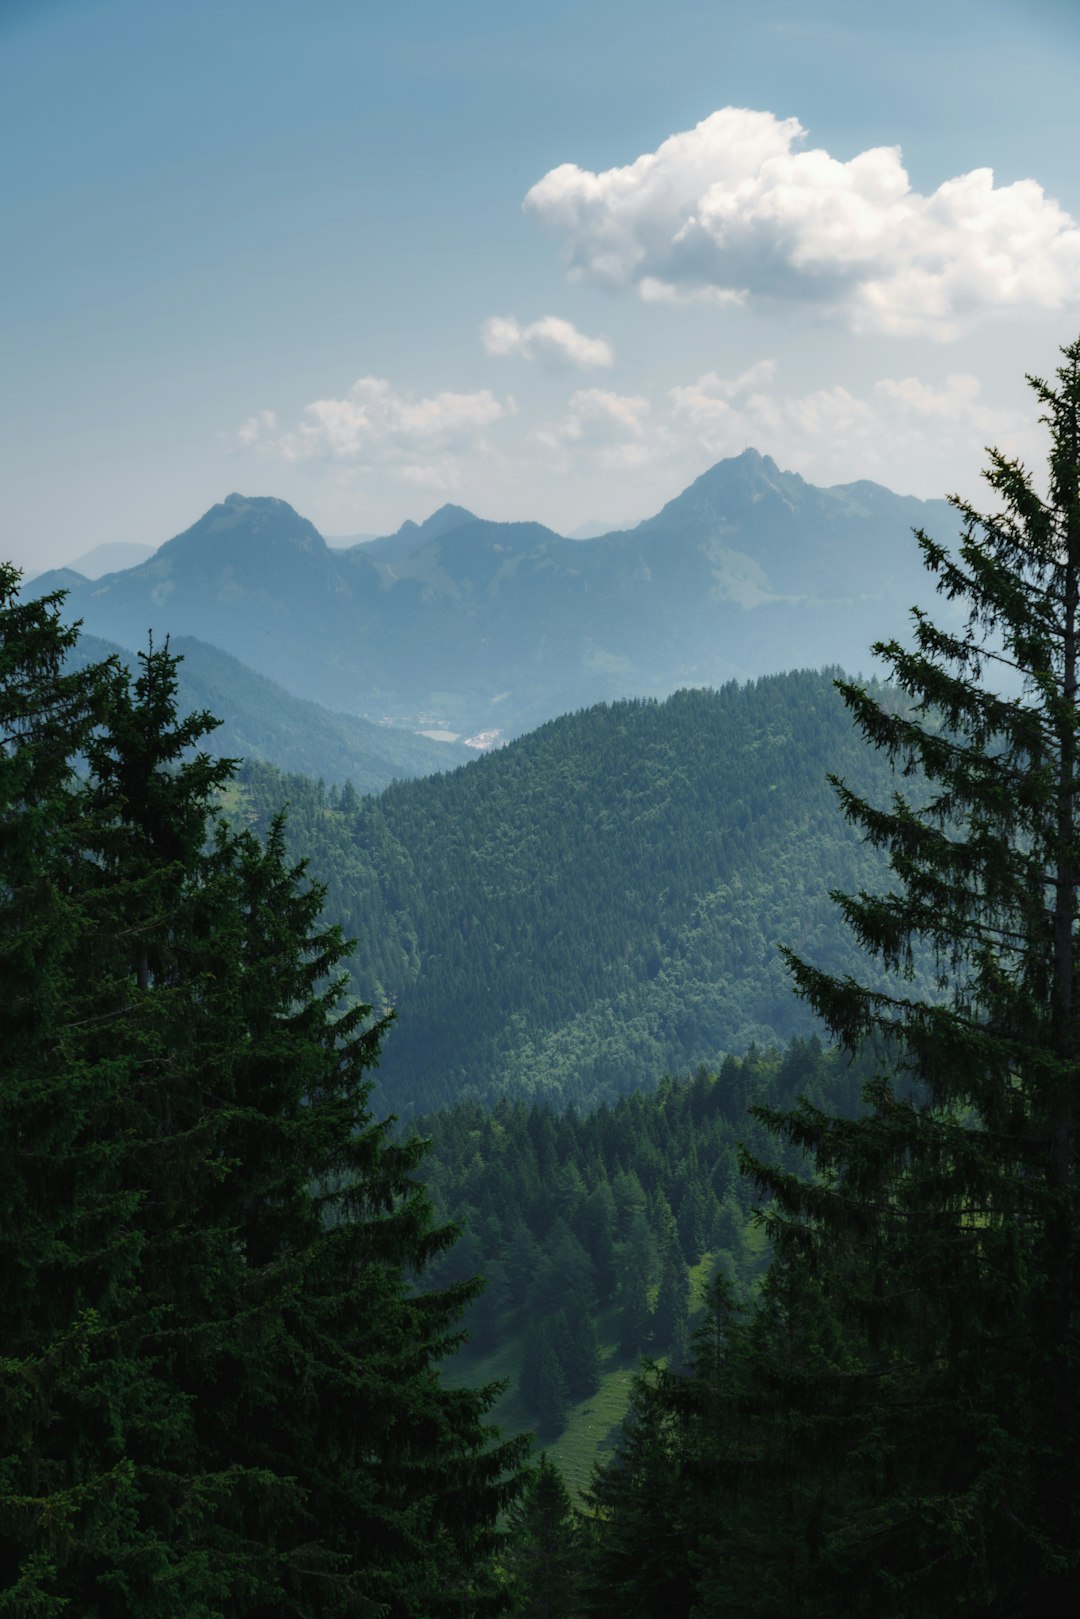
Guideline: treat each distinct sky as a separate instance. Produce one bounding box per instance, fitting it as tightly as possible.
[3,0,1080,572]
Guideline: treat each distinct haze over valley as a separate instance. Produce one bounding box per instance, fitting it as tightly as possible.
[36,449,954,742]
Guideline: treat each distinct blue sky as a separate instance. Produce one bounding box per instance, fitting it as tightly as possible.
[3,0,1080,570]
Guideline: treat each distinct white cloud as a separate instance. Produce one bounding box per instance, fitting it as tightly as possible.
[235,409,276,446]
[534,388,659,472]
[279,376,507,463]
[244,370,511,466]
[524,107,1080,338]
[482,313,614,369]
[232,377,512,493]
[666,362,1033,491]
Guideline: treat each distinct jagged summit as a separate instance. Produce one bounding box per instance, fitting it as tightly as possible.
[351,502,478,565]
[401,502,476,540]
[635,448,810,537]
[28,453,954,738]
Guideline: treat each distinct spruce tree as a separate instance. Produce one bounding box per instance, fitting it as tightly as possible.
[505,1455,584,1619]
[582,338,1080,1619]
[0,571,171,1616]
[0,613,528,1616]
[745,340,1080,1610]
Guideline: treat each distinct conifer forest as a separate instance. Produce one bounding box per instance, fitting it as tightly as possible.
[6,269,1080,1617]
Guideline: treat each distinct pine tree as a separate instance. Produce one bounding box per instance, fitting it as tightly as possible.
[520,1321,570,1440]
[560,1303,602,1401]
[582,338,1080,1619]
[0,614,528,1616]
[0,571,174,1616]
[582,1370,695,1619]
[505,1455,584,1619]
[745,339,1080,1610]
[650,1241,688,1360]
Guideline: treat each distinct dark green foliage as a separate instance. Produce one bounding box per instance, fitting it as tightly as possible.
[417,1043,866,1440]
[584,339,1080,1617]
[650,1242,689,1361]
[582,1369,696,1619]
[0,582,527,1616]
[520,1328,570,1442]
[617,1220,654,1360]
[504,1455,585,1619]
[235,671,912,1115]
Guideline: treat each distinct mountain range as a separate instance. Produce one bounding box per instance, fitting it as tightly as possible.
[30,451,956,740]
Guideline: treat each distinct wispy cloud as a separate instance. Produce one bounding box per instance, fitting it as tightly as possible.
[524,107,1080,338]
[533,387,661,473]
[235,409,277,446]
[230,377,514,493]
[482,313,614,369]
[666,362,1033,488]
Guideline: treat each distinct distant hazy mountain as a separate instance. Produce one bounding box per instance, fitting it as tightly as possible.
[323,532,378,549]
[566,517,636,539]
[73,632,472,790]
[352,503,477,565]
[325,504,476,557]
[31,454,955,736]
[22,542,157,584]
[66,541,158,578]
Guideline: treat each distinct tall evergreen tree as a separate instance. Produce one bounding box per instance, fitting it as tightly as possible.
[582,337,1080,1619]
[743,340,1080,1610]
[0,571,165,1616]
[0,608,527,1616]
[505,1455,584,1619]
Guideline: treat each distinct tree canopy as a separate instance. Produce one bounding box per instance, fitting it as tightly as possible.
[0,570,526,1617]
[584,341,1080,1616]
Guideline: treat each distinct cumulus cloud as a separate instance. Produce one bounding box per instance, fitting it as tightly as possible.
[666,361,1032,490]
[278,376,508,463]
[482,313,614,369]
[232,377,512,493]
[524,107,1080,337]
[534,388,659,471]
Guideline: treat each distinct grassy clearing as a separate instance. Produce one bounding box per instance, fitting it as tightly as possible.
[442,1304,646,1500]
[546,1354,638,1499]
[442,1257,733,1500]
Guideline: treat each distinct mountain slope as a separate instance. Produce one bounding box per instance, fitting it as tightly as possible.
[64,541,158,578]
[73,632,471,790]
[236,670,911,1116]
[29,455,955,738]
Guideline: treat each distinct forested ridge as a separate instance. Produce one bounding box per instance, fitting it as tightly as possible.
[235,671,915,1115]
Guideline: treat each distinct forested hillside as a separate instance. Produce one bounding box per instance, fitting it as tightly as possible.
[413,1039,869,1474]
[235,670,914,1115]
[0,572,525,1615]
[73,632,470,790]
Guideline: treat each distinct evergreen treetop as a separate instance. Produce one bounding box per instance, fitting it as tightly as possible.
[0,585,527,1617]
[583,336,1080,1618]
